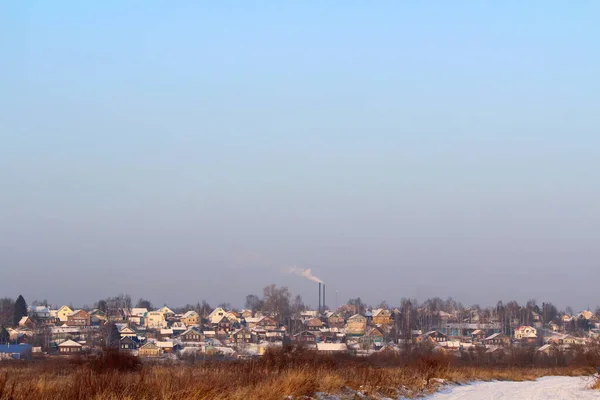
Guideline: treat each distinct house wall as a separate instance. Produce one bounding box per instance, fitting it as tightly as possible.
[57,306,73,322]
[347,317,367,335]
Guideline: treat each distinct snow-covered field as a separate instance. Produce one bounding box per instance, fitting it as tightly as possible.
[423,376,598,400]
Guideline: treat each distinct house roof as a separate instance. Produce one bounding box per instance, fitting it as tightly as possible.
[19,316,31,325]
[129,308,148,317]
[0,344,32,354]
[181,328,202,337]
[484,333,505,340]
[182,311,198,319]
[317,343,348,352]
[516,326,535,331]
[70,309,89,317]
[155,341,174,348]
[59,340,82,348]
[120,336,138,344]
[372,309,390,317]
[348,314,366,321]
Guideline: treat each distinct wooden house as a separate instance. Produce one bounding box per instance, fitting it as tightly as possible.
[138,342,162,357]
[58,339,82,354]
[67,310,91,327]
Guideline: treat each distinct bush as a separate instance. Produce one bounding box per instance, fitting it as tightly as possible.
[89,348,141,373]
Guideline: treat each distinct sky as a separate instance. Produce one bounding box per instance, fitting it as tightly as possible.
[1,1,599,311]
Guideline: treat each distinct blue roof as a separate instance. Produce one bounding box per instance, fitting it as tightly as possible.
[0,344,32,354]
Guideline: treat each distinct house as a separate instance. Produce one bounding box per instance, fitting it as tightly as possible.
[346,314,367,336]
[90,311,108,326]
[482,333,510,346]
[548,321,560,332]
[18,316,34,328]
[418,331,448,343]
[514,326,537,340]
[171,321,187,336]
[227,311,240,322]
[244,317,262,329]
[182,311,200,326]
[156,341,175,353]
[360,327,385,347]
[305,317,324,331]
[316,343,348,354]
[119,326,137,339]
[127,308,148,325]
[158,306,175,319]
[120,336,139,351]
[326,312,345,328]
[159,328,174,340]
[58,339,82,354]
[203,330,216,339]
[537,344,558,356]
[145,311,167,329]
[208,307,228,324]
[256,316,278,330]
[231,327,256,344]
[0,344,33,360]
[557,334,585,345]
[293,331,317,344]
[180,328,204,343]
[578,310,599,322]
[214,315,233,333]
[138,342,162,357]
[471,329,486,343]
[372,309,392,325]
[57,305,74,323]
[28,306,53,324]
[241,310,253,319]
[67,310,91,327]
[265,329,285,343]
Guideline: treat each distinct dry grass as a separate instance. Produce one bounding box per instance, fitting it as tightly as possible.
[0,347,597,399]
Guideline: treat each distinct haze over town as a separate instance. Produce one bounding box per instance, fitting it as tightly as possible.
[2,2,599,310]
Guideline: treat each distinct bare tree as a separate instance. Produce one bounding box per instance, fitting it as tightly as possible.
[291,295,306,315]
[245,294,263,313]
[262,284,291,324]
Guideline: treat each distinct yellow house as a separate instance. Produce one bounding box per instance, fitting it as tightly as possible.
[145,311,167,329]
[346,314,367,336]
[158,306,175,318]
[57,305,74,323]
[208,307,227,324]
[138,342,163,357]
[372,309,392,325]
[182,311,200,326]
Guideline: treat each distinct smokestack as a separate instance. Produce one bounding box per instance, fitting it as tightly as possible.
[318,282,322,313]
[323,284,326,312]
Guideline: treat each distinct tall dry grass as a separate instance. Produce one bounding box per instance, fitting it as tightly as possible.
[0,345,598,399]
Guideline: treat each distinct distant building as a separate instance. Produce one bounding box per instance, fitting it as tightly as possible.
[0,344,33,360]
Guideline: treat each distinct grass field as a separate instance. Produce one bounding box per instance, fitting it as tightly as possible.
[0,347,598,399]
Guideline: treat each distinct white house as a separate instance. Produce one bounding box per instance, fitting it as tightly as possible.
[514,326,537,339]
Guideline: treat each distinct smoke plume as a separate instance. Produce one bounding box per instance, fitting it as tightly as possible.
[287,266,323,284]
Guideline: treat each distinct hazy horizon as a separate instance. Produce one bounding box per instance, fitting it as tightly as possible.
[2,2,599,311]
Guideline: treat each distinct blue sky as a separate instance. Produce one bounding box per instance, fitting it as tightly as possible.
[1,2,599,310]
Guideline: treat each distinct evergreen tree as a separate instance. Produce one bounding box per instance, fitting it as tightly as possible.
[0,326,9,344]
[104,322,120,348]
[13,295,27,327]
